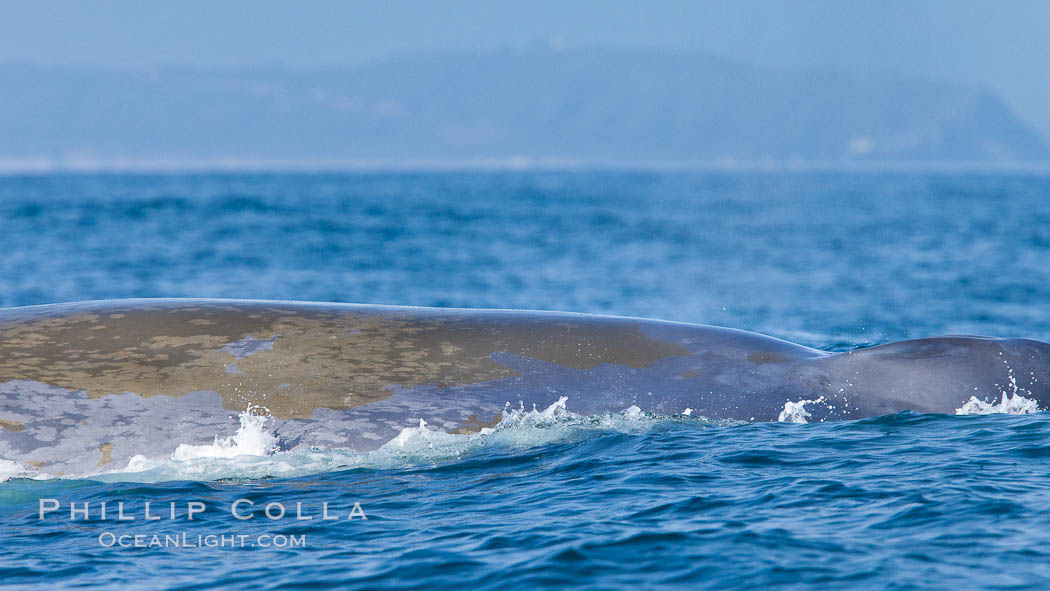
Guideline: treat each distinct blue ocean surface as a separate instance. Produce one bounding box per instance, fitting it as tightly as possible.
[1,171,1050,589]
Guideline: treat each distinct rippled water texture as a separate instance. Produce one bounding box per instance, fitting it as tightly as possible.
[1,171,1050,589]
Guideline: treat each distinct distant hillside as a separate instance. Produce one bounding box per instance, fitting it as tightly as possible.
[0,47,1047,168]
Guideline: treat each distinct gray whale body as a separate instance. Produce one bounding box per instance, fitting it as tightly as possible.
[1,299,1048,475]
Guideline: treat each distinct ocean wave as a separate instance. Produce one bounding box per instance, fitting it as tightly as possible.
[1,398,729,484]
[3,389,1045,484]
[955,355,1042,415]
[955,392,1040,415]
[777,396,827,423]
[4,388,1045,484]
[0,458,25,482]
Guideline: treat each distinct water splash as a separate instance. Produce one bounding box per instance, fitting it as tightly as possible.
[69,397,730,483]
[0,459,25,483]
[956,354,1042,416]
[171,405,277,461]
[118,405,278,476]
[778,396,826,423]
[955,392,1040,415]
[378,397,661,464]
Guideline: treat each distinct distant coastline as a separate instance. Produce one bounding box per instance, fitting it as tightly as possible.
[2,157,1050,176]
[2,47,1047,168]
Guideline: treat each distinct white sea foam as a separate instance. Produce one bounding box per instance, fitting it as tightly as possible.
[171,406,277,461]
[0,459,26,482]
[778,396,826,423]
[956,354,1042,416]
[119,405,280,477]
[378,398,659,464]
[955,392,1040,415]
[77,397,731,483]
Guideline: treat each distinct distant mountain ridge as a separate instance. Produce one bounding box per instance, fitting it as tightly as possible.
[0,47,1046,168]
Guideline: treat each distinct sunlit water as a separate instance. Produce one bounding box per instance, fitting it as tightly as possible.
[1,171,1049,589]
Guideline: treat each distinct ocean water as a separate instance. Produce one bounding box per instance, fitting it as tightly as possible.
[1,171,1049,589]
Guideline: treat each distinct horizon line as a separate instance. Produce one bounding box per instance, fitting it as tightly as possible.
[1,156,1050,176]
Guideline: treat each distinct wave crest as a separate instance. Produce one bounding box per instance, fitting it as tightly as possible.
[4,398,721,483]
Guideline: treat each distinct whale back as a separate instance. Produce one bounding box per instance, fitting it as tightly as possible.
[807,336,1050,419]
[2,299,1048,476]
[0,299,706,418]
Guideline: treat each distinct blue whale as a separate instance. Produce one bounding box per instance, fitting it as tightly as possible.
[0,299,1047,475]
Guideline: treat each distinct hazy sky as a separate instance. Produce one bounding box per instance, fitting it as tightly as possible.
[3,0,1049,136]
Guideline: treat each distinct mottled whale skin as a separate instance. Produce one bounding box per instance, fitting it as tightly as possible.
[1,299,1048,475]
